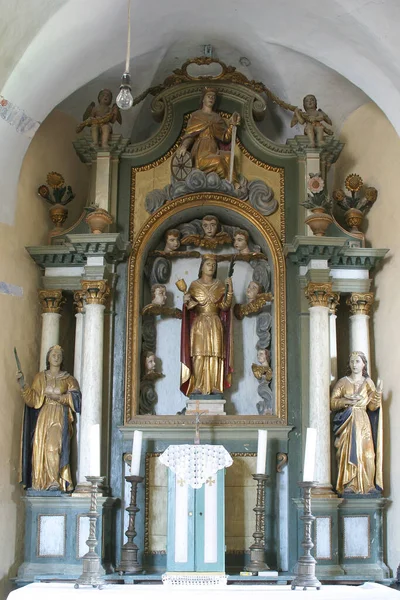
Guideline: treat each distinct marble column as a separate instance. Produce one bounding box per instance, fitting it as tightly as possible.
[305,283,337,496]
[38,289,65,371]
[329,294,340,384]
[73,291,85,469]
[346,292,374,368]
[76,280,110,492]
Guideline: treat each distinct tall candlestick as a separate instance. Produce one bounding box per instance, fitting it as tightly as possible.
[303,427,317,482]
[90,424,100,477]
[256,430,268,475]
[131,430,143,476]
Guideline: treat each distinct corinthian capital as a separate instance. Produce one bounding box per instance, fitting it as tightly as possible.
[73,290,85,313]
[81,280,110,305]
[304,282,333,308]
[328,293,340,314]
[346,292,374,316]
[38,289,65,313]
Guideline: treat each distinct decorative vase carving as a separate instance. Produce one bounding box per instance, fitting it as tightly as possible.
[305,207,333,237]
[86,208,113,234]
[344,207,363,233]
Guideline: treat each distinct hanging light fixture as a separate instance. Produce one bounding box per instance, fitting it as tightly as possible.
[116,0,134,110]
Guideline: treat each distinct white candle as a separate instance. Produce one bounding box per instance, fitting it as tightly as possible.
[303,427,317,482]
[256,429,268,474]
[90,424,100,476]
[131,430,143,476]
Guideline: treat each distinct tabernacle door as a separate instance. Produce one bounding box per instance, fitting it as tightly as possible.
[159,444,232,573]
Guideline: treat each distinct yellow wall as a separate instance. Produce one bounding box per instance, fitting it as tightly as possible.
[334,101,400,575]
[0,109,88,599]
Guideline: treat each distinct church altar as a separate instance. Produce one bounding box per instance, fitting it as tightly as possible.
[16,56,390,586]
[7,582,399,600]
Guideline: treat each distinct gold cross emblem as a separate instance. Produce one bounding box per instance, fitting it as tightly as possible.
[178,478,186,487]
[206,477,215,487]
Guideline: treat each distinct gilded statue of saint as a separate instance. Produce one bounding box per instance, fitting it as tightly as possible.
[17,345,81,491]
[176,87,240,184]
[179,255,233,396]
[330,351,383,495]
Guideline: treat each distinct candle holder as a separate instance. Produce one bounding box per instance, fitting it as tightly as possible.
[74,475,105,589]
[245,473,269,574]
[291,481,321,591]
[118,475,144,574]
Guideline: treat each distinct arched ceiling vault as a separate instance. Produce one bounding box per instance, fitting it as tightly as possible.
[0,0,399,224]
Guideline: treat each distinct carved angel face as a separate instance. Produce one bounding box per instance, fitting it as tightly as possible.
[152,285,167,306]
[234,233,249,253]
[145,354,156,372]
[99,89,112,106]
[246,281,260,302]
[303,94,317,111]
[164,234,180,252]
[202,218,218,238]
[257,349,268,366]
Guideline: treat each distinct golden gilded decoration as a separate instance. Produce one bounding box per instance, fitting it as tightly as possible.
[328,293,341,314]
[46,171,65,189]
[141,305,182,319]
[125,193,287,425]
[346,292,374,316]
[252,363,273,381]
[180,231,232,249]
[304,282,334,308]
[234,293,274,320]
[345,173,363,193]
[73,290,85,313]
[81,280,110,305]
[128,56,297,115]
[276,452,288,473]
[38,289,65,313]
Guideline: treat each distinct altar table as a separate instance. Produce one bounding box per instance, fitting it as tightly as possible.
[8,582,399,600]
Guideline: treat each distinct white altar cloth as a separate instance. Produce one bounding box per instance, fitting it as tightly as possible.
[159,444,232,488]
[8,582,399,600]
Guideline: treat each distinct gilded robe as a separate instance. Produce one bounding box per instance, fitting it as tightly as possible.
[180,278,233,396]
[21,371,81,491]
[183,110,237,182]
[331,376,382,495]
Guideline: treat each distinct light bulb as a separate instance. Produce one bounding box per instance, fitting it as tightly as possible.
[116,72,133,110]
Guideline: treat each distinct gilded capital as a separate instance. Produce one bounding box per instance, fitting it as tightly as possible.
[346,292,374,316]
[304,282,333,308]
[73,290,85,313]
[81,280,110,305]
[38,289,65,313]
[328,292,340,314]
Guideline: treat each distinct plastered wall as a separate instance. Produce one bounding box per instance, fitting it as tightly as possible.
[0,109,88,599]
[334,101,400,575]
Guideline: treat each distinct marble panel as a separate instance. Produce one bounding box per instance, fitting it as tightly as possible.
[315,517,331,559]
[77,516,90,559]
[38,515,65,557]
[344,516,370,558]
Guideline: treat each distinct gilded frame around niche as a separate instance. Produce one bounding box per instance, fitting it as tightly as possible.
[125,192,287,426]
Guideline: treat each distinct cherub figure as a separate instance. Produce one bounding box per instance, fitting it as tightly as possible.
[77,89,121,148]
[252,348,273,381]
[142,284,182,318]
[142,350,164,381]
[181,215,232,249]
[233,229,250,255]
[164,229,181,253]
[234,281,273,320]
[252,348,273,416]
[291,94,333,147]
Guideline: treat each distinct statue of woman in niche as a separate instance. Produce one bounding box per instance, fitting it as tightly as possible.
[179,254,233,396]
[16,345,81,491]
[175,87,241,184]
[330,351,383,495]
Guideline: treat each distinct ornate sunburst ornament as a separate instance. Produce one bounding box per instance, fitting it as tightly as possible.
[344,173,363,193]
[46,171,65,189]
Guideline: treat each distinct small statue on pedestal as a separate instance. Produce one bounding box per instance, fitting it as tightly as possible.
[291,94,333,147]
[16,345,81,491]
[331,351,383,495]
[77,89,122,148]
